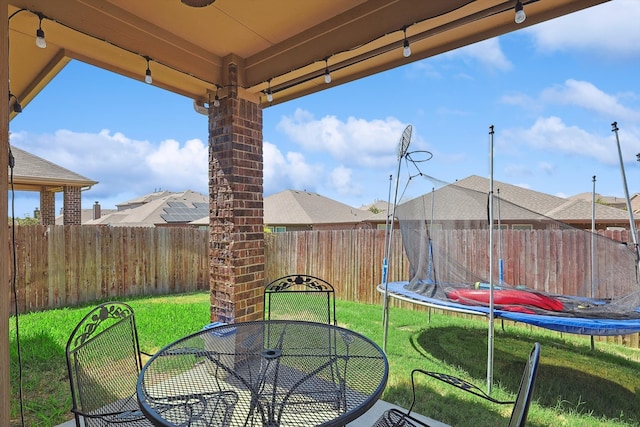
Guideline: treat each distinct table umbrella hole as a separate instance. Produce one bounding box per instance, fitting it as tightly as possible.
[261,349,282,359]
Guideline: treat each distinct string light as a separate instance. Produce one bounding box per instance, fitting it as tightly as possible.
[213,86,220,107]
[402,26,411,58]
[323,59,331,84]
[144,56,152,84]
[35,13,46,48]
[514,0,526,24]
[266,80,273,103]
[15,3,531,109]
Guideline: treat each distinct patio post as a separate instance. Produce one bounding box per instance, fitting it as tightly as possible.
[208,57,265,323]
[1,1,11,424]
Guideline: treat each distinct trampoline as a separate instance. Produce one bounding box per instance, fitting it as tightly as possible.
[379,281,640,336]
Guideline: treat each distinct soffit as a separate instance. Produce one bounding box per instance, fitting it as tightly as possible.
[7,0,609,116]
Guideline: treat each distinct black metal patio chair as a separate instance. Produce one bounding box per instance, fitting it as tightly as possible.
[65,301,153,426]
[264,274,337,325]
[263,274,343,412]
[373,342,541,427]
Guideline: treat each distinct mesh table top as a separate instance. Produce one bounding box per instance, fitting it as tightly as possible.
[137,320,388,427]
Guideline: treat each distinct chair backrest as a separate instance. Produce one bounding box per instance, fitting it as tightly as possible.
[65,302,145,426]
[508,342,541,427]
[264,274,336,325]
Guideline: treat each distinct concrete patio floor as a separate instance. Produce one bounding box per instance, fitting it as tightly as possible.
[346,399,449,427]
[54,399,449,427]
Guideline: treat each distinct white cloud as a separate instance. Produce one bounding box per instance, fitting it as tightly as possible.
[502,116,638,165]
[329,165,362,197]
[146,138,208,190]
[499,92,542,115]
[9,129,208,207]
[525,0,640,58]
[285,151,322,191]
[537,162,556,175]
[407,61,441,79]
[443,37,513,72]
[541,79,640,122]
[262,141,321,195]
[262,141,287,193]
[276,109,407,168]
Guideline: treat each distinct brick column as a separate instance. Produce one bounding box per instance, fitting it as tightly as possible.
[63,186,82,225]
[39,187,56,226]
[209,64,265,323]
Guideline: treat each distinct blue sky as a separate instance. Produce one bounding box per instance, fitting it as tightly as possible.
[8,0,640,218]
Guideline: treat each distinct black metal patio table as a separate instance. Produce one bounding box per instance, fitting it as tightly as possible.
[137,320,388,427]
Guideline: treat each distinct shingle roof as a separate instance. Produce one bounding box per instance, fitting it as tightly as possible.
[116,191,174,209]
[570,191,640,201]
[399,175,635,223]
[9,145,97,190]
[264,190,374,225]
[55,208,117,225]
[86,190,208,227]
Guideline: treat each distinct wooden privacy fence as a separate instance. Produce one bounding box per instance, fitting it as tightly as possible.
[9,226,638,310]
[9,225,209,314]
[9,227,400,314]
[264,229,407,304]
[8,225,640,348]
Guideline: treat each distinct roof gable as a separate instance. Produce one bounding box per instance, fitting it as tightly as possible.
[9,145,97,191]
[399,175,635,224]
[264,190,373,225]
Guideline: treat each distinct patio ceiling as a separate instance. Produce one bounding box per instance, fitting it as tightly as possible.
[7,0,608,117]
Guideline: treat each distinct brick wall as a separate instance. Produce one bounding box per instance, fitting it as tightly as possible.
[209,71,265,323]
[40,188,55,226]
[63,186,81,225]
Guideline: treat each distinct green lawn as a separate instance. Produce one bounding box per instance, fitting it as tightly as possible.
[9,292,640,426]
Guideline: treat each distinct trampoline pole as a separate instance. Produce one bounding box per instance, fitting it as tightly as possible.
[487,125,495,394]
[383,171,401,352]
[382,174,392,323]
[591,175,596,299]
[383,125,412,353]
[591,175,596,351]
[612,122,640,272]
[427,188,436,321]
[497,189,503,286]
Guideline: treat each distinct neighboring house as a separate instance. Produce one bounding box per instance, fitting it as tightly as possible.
[401,175,637,231]
[264,190,376,231]
[570,192,640,214]
[189,192,389,231]
[55,201,117,225]
[359,200,393,229]
[192,178,640,232]
[86,190,208,227]
[9,145,98,225]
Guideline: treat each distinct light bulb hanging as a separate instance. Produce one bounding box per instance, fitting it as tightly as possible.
[402,26,411,58]
[144,57,153,84]
[213,87,220,107]
[514,0,526,24]
[324,59,332,84]
[35,13,46,48]
[265,80,274,103]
